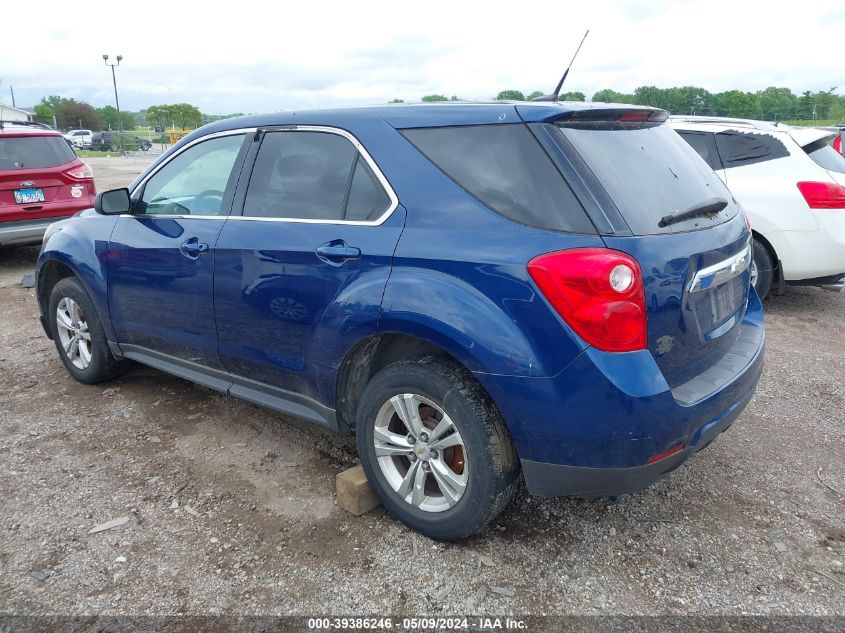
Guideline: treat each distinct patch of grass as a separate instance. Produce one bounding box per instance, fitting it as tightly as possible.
[781,119,844,127]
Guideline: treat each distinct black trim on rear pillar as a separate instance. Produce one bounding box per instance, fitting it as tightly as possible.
[119,344,338,430]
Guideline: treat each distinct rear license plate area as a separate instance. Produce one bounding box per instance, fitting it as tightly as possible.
[14,188,45,204]
[689,275,745,339]
[712,279,742,322]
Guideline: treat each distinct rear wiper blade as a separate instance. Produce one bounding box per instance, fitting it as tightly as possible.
[659,197,728,228]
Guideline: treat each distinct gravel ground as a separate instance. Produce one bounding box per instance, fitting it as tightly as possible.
[0,158,843,616]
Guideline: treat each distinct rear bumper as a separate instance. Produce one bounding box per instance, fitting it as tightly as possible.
[522,385,752,497]
[765,211,845,281]
[0,217,66,247]
[476,290,765,498]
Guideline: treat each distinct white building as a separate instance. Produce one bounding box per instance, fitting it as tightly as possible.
[0,104,34,122]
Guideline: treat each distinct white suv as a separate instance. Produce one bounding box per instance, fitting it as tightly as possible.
[63,129,93,148]
[669,116,845,298]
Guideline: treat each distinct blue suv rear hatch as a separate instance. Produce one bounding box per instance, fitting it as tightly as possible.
[522,105,752,388]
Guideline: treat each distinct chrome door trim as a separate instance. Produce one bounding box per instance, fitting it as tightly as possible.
[688,242,751,293]
[126,125,400,227]
[230,125,399,226]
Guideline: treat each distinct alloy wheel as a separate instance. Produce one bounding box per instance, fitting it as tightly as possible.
[373,393,468,513]
[55,297,93,370]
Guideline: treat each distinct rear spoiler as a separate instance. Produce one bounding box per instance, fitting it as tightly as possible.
[516,104,668,126]
[788,127,839,149]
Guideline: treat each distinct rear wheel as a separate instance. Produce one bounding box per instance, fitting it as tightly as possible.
[49,277,126,384]
[750,237,774,299]
[356,356,519,540]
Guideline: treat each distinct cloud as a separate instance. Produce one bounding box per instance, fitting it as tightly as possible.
[0,0,842,115]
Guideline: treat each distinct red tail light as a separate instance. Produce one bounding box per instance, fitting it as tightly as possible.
[65,162,93,181]
[834,136,842,155]
[527,248,647,352]
[797,181,845,209]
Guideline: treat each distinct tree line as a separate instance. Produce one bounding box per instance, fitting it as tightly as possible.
[31,84,843,133]
[414,86,844,121]
[33,96,203,131]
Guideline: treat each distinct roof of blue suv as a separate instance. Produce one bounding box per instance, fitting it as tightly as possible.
[190,101,658,140]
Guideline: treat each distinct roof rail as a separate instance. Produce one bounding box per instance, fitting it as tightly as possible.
[667,115,777,130]
[0,120,54,131]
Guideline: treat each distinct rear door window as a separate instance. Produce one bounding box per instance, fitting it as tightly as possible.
[555,122,738,235]
[243,131,392,221]
[714,131,789,169]
[401,124,595,234]
[804,139,845,174]
[0,136,77,169]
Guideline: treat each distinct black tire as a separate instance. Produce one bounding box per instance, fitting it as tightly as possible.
[356,356,519,540]
[49,277,126,384]
[751,237,774,299]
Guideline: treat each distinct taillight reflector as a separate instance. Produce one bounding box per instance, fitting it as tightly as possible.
[527,248,647,353]
[834,136,842,155]
[647,443,684,464]
[797,181,845,209]
[66,162,94,180]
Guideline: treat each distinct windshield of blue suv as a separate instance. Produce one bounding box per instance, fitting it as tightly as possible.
[555,122,739,235]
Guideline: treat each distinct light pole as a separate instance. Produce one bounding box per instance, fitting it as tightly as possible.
[103,54,125,155]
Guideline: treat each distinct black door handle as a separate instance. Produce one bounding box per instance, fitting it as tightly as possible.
[316,241,361,264]
[179,238,209,259]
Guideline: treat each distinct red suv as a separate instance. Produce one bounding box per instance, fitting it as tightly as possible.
[0,121,96,248]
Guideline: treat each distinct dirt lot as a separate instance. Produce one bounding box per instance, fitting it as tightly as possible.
[0,157,843,617]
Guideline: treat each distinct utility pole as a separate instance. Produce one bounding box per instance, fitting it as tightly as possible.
[9,84,15,107]
[103,54,126,155]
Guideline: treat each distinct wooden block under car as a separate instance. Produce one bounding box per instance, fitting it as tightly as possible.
[336,465,380,516]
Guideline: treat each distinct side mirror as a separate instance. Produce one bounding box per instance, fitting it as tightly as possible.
[94,188,131,215]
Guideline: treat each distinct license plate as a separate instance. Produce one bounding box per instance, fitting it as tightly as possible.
[14,188,45,204]
[712,279,741,322]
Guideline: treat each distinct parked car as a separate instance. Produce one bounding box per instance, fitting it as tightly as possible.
[0,120,96,248]
[90,131,151,152]
[63,129,93,148]
[669,116,845,298]
[35,103,764,539]
[818,124,844,156]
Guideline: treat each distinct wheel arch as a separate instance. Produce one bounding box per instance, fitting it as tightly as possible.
[37,258,82,338]
[36,254,116,344]
[751,230,785,295]
[334,332,494,436]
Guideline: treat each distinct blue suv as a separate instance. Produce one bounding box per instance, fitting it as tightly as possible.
[36,103,765,539]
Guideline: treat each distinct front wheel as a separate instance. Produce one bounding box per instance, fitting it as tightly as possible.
[356,356,519,540]
[49,277,126,384]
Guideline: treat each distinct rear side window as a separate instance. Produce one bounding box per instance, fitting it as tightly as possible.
[0,136,76,169]
[804,139,845,174]
[676,130,722,170]
[243,131,392,221]
[556,122,738,235]
[714,131,789,169]
[401,124,595,234]
[345,156,392,221]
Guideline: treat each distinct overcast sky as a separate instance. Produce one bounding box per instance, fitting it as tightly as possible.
[1,0,843,115]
